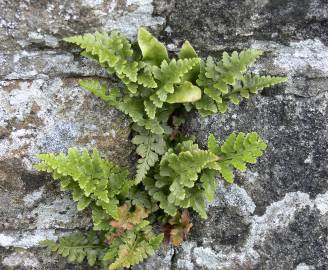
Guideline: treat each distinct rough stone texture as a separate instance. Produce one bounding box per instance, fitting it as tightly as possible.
[1,0,328,269]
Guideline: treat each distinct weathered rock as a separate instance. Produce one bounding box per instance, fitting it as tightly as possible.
[1,0,328,269]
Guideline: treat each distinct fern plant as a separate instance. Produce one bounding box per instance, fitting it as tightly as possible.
[35,27,287,269]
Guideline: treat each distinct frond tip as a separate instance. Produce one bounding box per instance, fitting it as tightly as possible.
[195,49,287,115]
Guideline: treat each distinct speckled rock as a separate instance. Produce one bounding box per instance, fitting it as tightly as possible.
[0,0,164,269]
[1,0,328,269]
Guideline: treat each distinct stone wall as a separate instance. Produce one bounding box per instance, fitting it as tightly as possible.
[0,0,327,269]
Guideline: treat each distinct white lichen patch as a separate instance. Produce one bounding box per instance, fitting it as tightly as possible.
[81,0,103,7]
[3,251,40,268]
[0,76,128,169]
[176,241,196,270]
[28,32,59,47]
[102,0,165,38]
[295,263,316,270]
[23,187,45,207]
[31,196,79,229]
[0,229,58,248]
[209,182,256,217]
[177,191,326,270]
[3,51,103,80]
[273,39,328,75]
[314,192,328,215]
[193,247,220,269]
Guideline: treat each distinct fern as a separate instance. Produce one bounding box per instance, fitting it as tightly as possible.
[40,232,105,266]
[71,28,203,135]
[137,27,169,66]
[108,224,163,270]
[143,140,219,218]
[208,132,267,183]
[150,58,201,106]
[144,132,266,218]
[34,148,132,219]
[79,79,120,107]
[104,204,163,270]
[64,31,139,81]
[132,125,167,183]
[161,209,193,246]
[195,49,287,115]
[34,27,287,269]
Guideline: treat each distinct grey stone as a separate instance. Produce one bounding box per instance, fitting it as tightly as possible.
[1,0,328,269]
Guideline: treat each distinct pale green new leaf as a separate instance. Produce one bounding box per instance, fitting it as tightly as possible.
[166,81,202,103]
[138,27,169,66]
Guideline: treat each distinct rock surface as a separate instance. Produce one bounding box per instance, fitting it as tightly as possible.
[1,0,327,269]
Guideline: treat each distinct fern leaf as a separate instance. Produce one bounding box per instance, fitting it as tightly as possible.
[144,141,219,218]
[132,127,167,183]
[79,79,120,106]
[196,49,287,115]
[137,64,158,88]
[208,132,267,183]
[200,169,217,202]
[207,133,220,155]
[190,188,207,219]
[34,148,132,219]
[179,41,198,59]
[64,31,138,82]
[166,81,202,104]
[92,206,112,231]
[118,97,145,126]
[138,27,169,66]
[194,94,218,116]
[108,226,163,270]
[221,49,263,81]
[110,203,149,230]
[167,209,193,246]
[40,232,105,266]
[152,58,200,93]
[144,99,157,119]
[240,74,288,94]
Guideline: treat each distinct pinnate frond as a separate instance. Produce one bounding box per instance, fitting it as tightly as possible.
[132,125,167,183]
[34,148,132,219]
[40,232,105,266]
[208,132,267,183]
[195,49,287,115]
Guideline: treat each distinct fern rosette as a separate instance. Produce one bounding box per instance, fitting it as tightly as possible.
[34,27,287,269]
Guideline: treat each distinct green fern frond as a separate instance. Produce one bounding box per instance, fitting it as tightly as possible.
[151,58,201,104]
[137,63,158,88]
[179,41,198,59]
[37,28,286,269]
[239,74,288,95]
[79,79,120,106]
[34,148,132,219]
[143,141,219,218]
[195,49,287,115]
[64,31,139,82]
[40,232,105,266]
[132,126,167,183]
[221,49,263,82]
[138,27,169,66]
[208,132,267,183]
[108,227,163,270]
[166,81,202,104]
[200,169,218,202]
